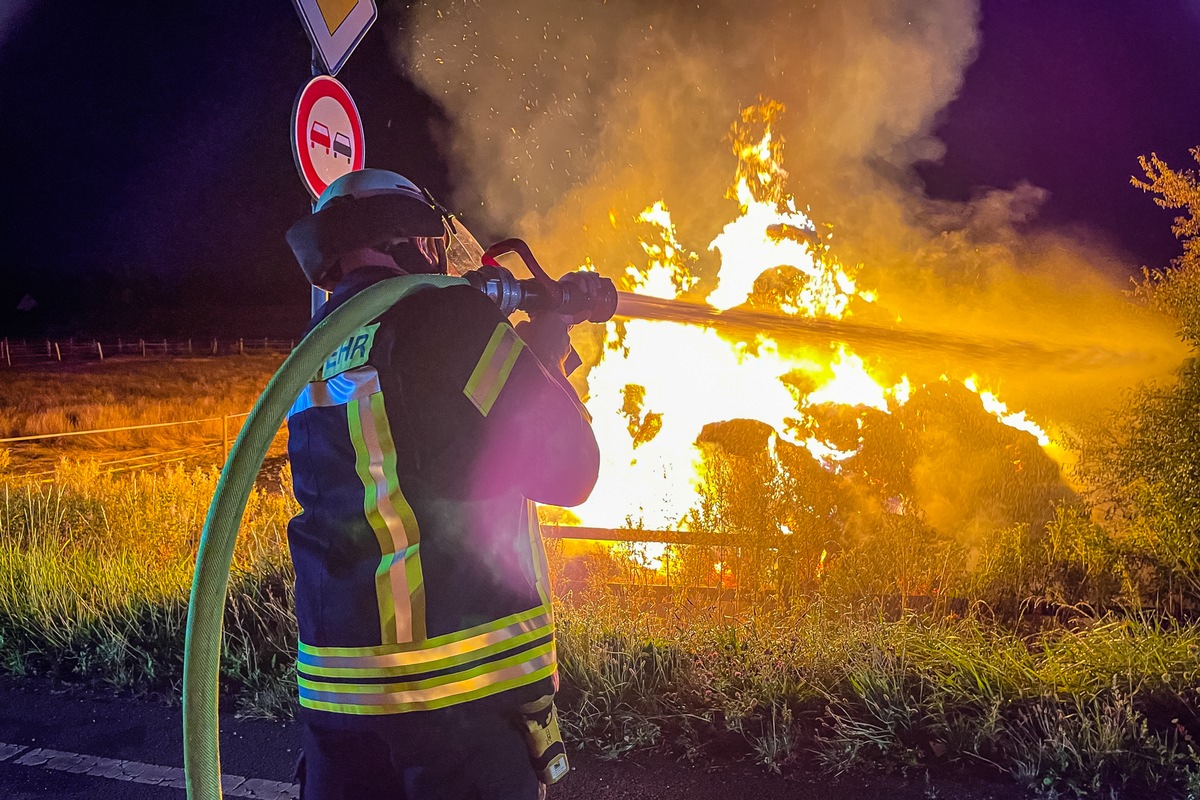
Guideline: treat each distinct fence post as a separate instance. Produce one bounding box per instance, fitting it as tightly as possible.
[212,339,218,355]
[238,338,244,355]
[46,340,51,357]
[188,339,193,354]
[221,415,229,464]
[96,341,104,361]
[54,342,61,361]
[140,339,146,357]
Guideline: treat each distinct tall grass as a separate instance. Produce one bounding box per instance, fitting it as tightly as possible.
[0,460,297,714]
[2,462,1200,795]
[555,599,1200,796]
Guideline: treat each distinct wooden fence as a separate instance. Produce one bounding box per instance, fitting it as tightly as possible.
[0,413,251,479]
[0,337,296,365]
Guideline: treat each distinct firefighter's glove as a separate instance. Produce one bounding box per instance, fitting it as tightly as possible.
[515,313,580,377]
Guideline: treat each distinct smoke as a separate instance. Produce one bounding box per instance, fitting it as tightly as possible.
[396,0,977,250]
[394,0,1184,426]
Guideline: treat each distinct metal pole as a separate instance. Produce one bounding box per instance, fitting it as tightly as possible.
[307,48,329,321]
[54,342,61,361]
[140,339,146,357]
[96,341,104,361]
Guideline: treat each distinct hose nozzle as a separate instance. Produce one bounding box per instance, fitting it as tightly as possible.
[465,239,617,324]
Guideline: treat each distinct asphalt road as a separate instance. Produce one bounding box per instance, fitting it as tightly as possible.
[0,677,1019,799]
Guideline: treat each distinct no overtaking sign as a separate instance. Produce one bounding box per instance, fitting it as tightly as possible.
[292,75,365,199]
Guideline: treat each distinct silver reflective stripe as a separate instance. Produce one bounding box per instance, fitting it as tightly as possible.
[299,610,552,671]
[355,393,417,644]
[289,367,382,417]
[464,325,525,417]
[300,646,556,707]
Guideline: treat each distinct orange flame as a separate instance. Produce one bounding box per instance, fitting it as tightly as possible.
[571,100,1054,534]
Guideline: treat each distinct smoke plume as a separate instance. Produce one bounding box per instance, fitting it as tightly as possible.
[394,0,1184,425]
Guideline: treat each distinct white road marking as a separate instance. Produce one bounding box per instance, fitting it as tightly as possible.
[0,741,297,798]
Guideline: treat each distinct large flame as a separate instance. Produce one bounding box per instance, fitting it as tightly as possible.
[571,100,1051,532]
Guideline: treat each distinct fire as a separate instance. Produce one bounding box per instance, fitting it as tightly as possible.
[963,376,1051,446]
[569,99,1053,536]
[804,347,894,411]
[624,201,699,300]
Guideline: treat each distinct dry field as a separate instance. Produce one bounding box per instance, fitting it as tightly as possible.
[0,354,285,474]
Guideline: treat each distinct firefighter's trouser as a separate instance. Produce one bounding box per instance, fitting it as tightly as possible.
[297,703,540,800]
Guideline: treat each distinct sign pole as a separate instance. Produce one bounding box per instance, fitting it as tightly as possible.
[310,48,327,318]
[291,4,374,316]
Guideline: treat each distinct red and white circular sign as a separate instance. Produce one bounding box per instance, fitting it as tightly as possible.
[292,75,366,199]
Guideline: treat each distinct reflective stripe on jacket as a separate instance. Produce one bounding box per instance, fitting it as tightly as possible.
[286,268,597,721]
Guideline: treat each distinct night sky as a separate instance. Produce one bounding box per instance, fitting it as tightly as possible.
[2,1,1199,337]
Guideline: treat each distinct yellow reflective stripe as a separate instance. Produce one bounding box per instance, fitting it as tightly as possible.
[289,367,381,417]
[464,324,524,417]
[299,662,557,715]
[301,640,553,695]
[299,608,552,667]
[347,393,424,645]
[299,605,548,657]
[368,392,426,643]
[348,397,397,643]
[298,645,556,714]
[298,621,552,678]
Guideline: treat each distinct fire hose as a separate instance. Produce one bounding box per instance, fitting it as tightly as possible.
[182,249,616,799]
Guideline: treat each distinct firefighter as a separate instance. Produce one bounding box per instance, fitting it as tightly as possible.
[284,169,600,800]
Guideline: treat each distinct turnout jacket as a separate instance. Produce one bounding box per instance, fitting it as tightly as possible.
[286,266,599,724]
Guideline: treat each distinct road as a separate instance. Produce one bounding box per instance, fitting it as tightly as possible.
[0,677,1018,799]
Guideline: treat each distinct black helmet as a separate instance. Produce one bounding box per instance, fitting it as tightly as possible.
[286,169,449,290]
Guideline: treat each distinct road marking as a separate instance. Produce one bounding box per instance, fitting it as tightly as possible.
[0,741,297,798]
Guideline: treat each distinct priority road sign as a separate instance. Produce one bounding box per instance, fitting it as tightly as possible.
[292,0,377,77]
[292,75,366,199]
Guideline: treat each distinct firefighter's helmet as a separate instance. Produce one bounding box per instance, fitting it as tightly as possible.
[286,169,449,290]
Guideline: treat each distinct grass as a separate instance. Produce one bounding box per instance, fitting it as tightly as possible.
[1,462,1199,796]
[2,357,1200,796]
[0,460,297,715]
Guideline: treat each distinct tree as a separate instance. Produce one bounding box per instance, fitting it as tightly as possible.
[1131,149,1200,347]
[1068,150,1200,612]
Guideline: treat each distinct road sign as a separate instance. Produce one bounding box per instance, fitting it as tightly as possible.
[292,0,377,77]
[292,75,366,199]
